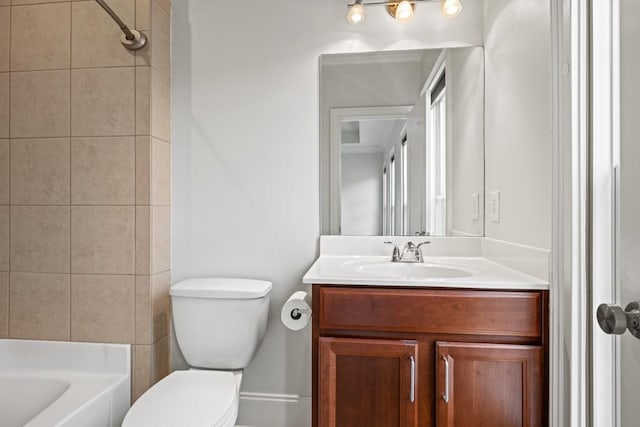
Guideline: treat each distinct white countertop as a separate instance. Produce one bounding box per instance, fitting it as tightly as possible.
[302,255,549,290]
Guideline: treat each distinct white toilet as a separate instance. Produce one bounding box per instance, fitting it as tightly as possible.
[123,277,272,427]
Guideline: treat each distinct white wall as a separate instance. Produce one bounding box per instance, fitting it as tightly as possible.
[446,47,485,236]
[172,0,483,424]
[483,0,552,249]
[341,153,384,235]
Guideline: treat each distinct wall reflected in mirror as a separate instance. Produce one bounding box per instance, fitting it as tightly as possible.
[341,118,406,236]
[320,47,485,237]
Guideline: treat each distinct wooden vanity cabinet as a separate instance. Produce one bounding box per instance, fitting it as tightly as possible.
[312,285,548,427]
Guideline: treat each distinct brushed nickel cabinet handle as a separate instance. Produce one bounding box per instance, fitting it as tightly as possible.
[441,355,449,404]
[409,355,415,403]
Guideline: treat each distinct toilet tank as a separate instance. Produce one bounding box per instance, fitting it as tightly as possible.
[170,278,272,370]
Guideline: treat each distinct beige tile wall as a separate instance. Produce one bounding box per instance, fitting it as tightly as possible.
[0,0,171,402]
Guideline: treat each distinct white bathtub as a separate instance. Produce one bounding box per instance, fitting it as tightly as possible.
[0,339,130,427]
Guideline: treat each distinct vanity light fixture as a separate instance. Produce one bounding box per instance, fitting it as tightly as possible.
[389,0,414,21]
[442,0,463,17]
[346,0,462,23]
[347,0,366,24]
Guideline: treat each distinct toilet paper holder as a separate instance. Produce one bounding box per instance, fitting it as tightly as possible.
[282,291,312,331]
[290,307,312,320]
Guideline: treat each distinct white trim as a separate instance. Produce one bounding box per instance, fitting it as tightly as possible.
[550,0,564,422]
[591,0,620,426]
[340,145,385,154]
[329,106,413,235]
[426,71,447,237]
[570,0,589,425]
[321,50,424,67]
[421,49,447,96]
[240,392,302,403]
[389,145,397,235]
[237,393,311,427]
[551,0,590,426]
[611,4,620,425]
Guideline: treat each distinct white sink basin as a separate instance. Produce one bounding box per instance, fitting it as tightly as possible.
[303,254,550,289]
[349,261,473,279]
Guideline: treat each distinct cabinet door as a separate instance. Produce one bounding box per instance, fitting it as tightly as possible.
[436,342,543,427]
[319,337,418,427]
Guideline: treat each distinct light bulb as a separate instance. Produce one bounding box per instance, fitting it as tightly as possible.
[348,3,365,24]
[442,0,462,17]
[395,1,414,21]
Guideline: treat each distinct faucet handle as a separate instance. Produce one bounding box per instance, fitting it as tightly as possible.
[415,241,431,262]
[384,241,400,262]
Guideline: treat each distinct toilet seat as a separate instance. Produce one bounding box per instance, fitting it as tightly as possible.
[122,370,239,427]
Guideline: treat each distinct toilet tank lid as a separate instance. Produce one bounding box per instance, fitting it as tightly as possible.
[170,278,272,299]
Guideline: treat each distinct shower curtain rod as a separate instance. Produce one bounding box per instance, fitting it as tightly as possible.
[95,0,147,50]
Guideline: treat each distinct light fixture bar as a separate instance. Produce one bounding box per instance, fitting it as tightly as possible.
[346,0,461,23]
[346,0,439,7]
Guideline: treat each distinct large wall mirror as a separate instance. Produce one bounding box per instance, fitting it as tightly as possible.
[320,47,485,237]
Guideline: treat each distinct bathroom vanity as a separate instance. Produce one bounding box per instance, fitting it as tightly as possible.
[313,44,551,426]
[303,238,550,427]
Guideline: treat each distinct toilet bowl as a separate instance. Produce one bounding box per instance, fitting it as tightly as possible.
[123,370,241,427]
[122,278,272,427]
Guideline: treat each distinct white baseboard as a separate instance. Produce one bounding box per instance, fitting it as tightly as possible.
[236,392,311,427]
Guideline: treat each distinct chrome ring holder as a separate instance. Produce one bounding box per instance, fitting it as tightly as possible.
[121,30,147,51]
[290,308,312,320]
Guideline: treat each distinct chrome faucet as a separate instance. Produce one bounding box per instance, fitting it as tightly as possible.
[384,241,430,263]
[384,241,401,262]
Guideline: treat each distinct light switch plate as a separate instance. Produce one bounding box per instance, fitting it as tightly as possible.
[472,193,480,221]
[490,191,500,223]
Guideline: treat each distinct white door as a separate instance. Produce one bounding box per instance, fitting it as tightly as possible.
[593,0,640,426]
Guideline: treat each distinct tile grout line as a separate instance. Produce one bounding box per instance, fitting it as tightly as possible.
[11,0,94,7]
[69,0,72,342]
[8,65,143,73]
[7,0,11,339]
[133,0,138,348]
[9,134,168,143]
[8,203,170,207]
[9,271,153,276]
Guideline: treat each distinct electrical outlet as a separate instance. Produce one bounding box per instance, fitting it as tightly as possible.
[490,191,500,223]
[472,193,480,221]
